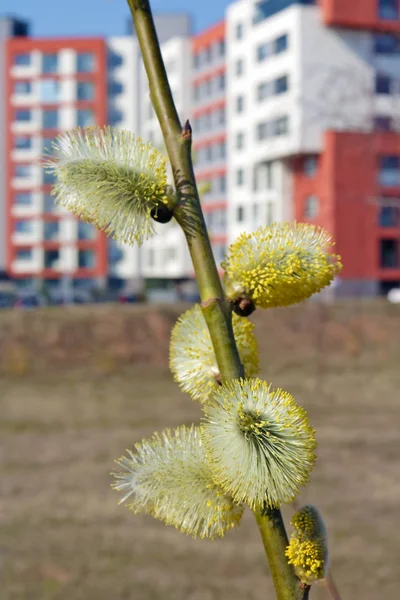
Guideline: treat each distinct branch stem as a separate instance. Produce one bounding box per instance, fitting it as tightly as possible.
[127,2,302,599]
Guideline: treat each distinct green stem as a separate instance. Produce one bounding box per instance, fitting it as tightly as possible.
[255,507,307,600]
[126,2,302,598]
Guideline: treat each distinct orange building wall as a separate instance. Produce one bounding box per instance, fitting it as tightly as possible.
[321,0,400,32]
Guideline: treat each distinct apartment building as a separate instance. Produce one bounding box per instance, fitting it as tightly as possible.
[227,0,400,296]
[191,21,228,269]
[2,2,400,297]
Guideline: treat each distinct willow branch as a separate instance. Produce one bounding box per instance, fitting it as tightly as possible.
[126,2,303,598]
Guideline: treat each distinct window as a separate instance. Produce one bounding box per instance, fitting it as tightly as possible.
[257,81,273,101]
[15,192,33,206]
[206,145,213,162]
[236,168,244,186]
[218,39,225,57]
[42,54,58,74]
[380,239,398,268]
[44,195,56,213]
[304,157,318,177]
[218,73,225,91]
[378,0,399,20]
[77,81,95,101]
[376,73,392,94]
[44,221,59,241]
[218,174,226,193]
[379,156,400,186]
[254,161,273,191]
[14,136,32,150]
[205,78,212,96]
[193,54,200,69]
[78,221,95,240]
[275,115,289,135]
[205,45,212,64]
[14,53,31,66]
[77,109,95,127]
[14,164,32,179]
[235,23,243,40]
[14,81,31,95]
[40,79,60,103]
[218,141,226,159]
[77,52,95,73]
[374,33,400,54]
[107,50,123,68]
[237,205,244,222]
[108,108,123,125]
[275,75,288,94]
[304,195,320,218]
[236,132,245,149]
[78,249,95,269]
[374,116,393,131]
[256,121,271,140]
[379,205,400,227]
[275,34,288,54]
[108,81,123,96]
[15,109,32,122]
[216,107,225,126]
[43,169,56,185]
[256,42,272,62]
[235,58,244,76]
[236,95,245,113]
[16,249,32,261]
[14,220,32,234]
[42,109,59,129]
[42,137,56,155]
[44,249,60,268]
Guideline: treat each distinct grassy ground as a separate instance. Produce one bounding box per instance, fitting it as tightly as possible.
[1,314,400,599]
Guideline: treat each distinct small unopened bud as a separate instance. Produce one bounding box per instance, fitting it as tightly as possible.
[285,505,329,585]
[232,296,256,317]
[150,203,174,224]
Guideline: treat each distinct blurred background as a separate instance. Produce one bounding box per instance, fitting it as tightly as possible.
[0,0,400,599]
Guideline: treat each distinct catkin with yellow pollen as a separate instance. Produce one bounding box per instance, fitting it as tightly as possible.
[112,425,244,539]
[222,222,342,309]
[43,126,170,246]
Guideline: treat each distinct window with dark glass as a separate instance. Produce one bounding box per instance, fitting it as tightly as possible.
[16,248,32,261]
[257,81,273,101]
[275,115,289,135]
[218,73,225,90]
[236,58,244,76]
[15,192,33,206]
[379,205,400,227]
[304,157,318,177]
[44,249,60,269]
[42,109,58,129]
[14,164,32,178]
[77,52,95,73]
[275,34,288,54]
[374,116,393,131]
[237,205,244,222]
[14,53,31,66]
[43,168,56,185]
[42,54,58,73]
[275,75,288,94]
[380,238,399,268]
[14,220,32,234]
[78,221,95,240]
[256,42,272,62]
[236,132,245,149]
[378,0,399,20]
[77,81,95,101]
[15,109,31,122]
[44,195,56,213]
[374,33,400,54]
[218,39,225,56]
[379,155,400,186]
[78,249,95,269]
[236,95,245,113]
[236,168,244,186]
[43,221,59,240]
[14,80,31,94]
[376,73,392,94]
[235,23,243,40]
[14,136,32,150]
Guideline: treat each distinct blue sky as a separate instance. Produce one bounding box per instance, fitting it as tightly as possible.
[2,0,231,36]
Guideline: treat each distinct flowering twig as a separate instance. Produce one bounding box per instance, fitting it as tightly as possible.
[125,1,306,598]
